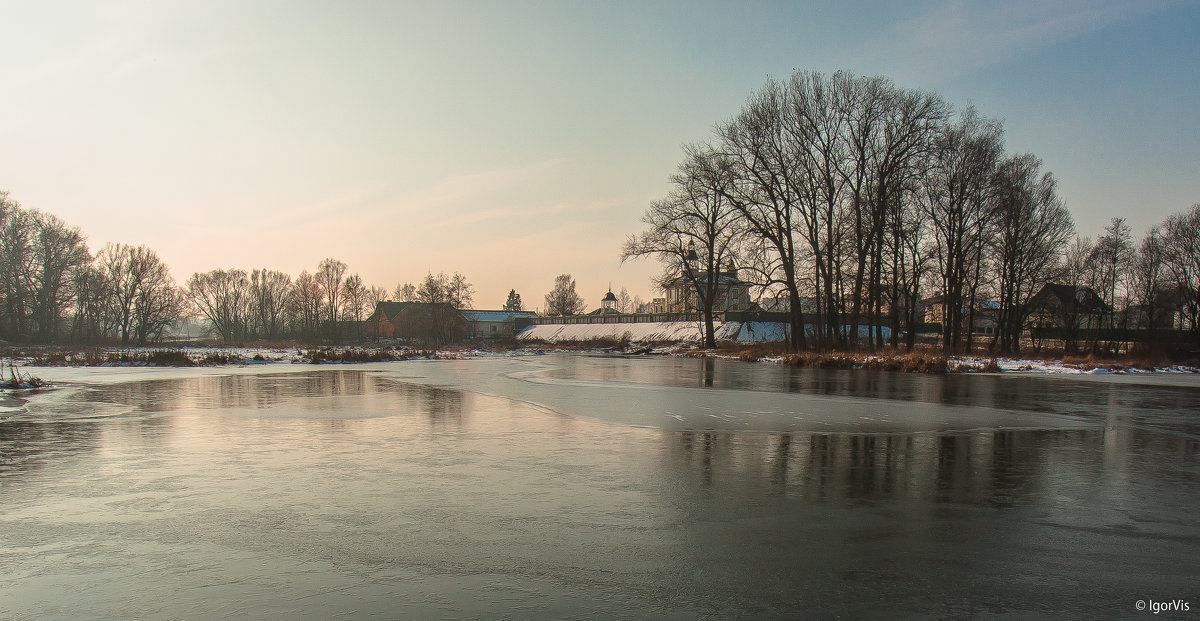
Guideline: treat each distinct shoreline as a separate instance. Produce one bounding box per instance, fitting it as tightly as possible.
[0,343,1196,379]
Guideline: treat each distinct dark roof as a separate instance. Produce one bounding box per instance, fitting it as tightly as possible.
[371,301,465,320]
[1029,284,1110,314]
[602,290,617,302]
[371,301,411,321]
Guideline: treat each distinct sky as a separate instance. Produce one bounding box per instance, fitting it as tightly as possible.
[1,0,1197,310]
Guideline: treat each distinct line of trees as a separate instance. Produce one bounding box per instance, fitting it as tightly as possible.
[1,191,184,345]
[184,259,393,344]
[626,69,1198,353]
[0,189,499,345]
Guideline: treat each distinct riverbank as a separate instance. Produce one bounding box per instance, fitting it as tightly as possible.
[1,342,1196,377]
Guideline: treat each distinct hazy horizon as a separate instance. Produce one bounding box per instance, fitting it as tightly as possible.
[2,1,1197,310]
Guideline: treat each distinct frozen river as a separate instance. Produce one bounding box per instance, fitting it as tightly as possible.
[1,354,1197,619]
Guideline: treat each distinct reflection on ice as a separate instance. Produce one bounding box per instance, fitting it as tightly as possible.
[75,371,468,423]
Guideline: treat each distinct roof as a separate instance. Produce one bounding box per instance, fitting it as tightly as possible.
[371,301,411,321]
[371,301,466,321]
[461,310,538,323]
[1029,284,1110,314]
[602,290,617,302]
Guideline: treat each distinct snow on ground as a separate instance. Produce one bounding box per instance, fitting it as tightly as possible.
[518,321,892,344]
[714,321,787,342]
[958,357,1200,375]
[516,321,704,343]
[715,322,893,343]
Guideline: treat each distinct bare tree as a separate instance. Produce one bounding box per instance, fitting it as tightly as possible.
[1161,204,1200,334]
[291,270,323,341]
[133,270,185,345]
[394,282,416,302]
[316,258,348,340]
[448,273,474,310]
[95,243,182,345]
[1045,236,1095,353]
[987,154,1074,353]
[1087,217,1133,340]
[1130,225,1169,331]
[29,211,91,341]
[624,144,740,347]
[715,80,812,349]
[71,264,111,343]
[341,273,367,340]
[250,269,292,340]
[187,269,252,342]
[0,197,37,340]
[858,80,948,349]
[544,274,586,316]
[921,106,1004,351]
[617,288,632,313]
[415,272,472,344]
[366,285,388,310]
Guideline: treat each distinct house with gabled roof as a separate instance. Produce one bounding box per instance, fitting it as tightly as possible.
[365,301,409,339]
[1027,283,1110,328]
[365,301,464,344]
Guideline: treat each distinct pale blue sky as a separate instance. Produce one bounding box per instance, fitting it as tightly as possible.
[1,1,1196,308]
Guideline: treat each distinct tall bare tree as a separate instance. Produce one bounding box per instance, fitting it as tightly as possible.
[715,79,810,349]
[1130,225,1169,331]
[365,285,388,311]
[95,243,182,344]
[624,144,740,347]
[1161,204,1200,334]
[394,282,416,302]
[291,270,323,341]
[416,272,472,344]
[1087,217,1133,341]
[921,106,1004,351]
[29,211,91,341]
[341,273,367,340]
[0,197,37,340]
[316,258,347,340]
[250,269,292,340]
[187,269,252,342]
[987,154,1074,353]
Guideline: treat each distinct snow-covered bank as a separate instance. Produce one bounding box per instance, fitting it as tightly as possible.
[516,321,704,343]
[2,345,1196,392]
[517,320,893,344]
[961,357,1200,375]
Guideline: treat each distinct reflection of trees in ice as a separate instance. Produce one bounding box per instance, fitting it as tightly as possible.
[397,383,466,428]
[665,427,1198,508]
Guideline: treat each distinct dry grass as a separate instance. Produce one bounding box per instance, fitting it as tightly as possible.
[950,358,1002,373]
[300,348,408,363]
[774,350,949,374]
[0,361,48,389]
[1059,352,1173,372]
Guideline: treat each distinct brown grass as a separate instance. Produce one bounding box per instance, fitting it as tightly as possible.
[300,348,404,363]
[774,350,949,374]
[950,358,1002,373]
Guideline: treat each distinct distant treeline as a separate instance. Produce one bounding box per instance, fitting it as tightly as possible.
[0,190,483,344]
[624,69,1200,353]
